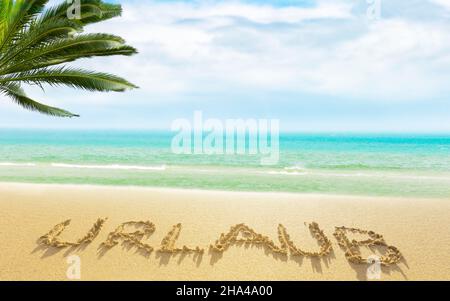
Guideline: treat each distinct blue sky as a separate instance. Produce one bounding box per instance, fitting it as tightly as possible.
[1,0,450,132]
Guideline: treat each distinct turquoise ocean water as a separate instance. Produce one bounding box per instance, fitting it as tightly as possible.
[1,129,450,198]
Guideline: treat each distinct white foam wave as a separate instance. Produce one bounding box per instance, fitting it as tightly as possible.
[50,163,167,171]
[284,165,304,172]
[263,169,450,181]
[0,162,36,167]
[266,171,308,176]
[263,164,307,176]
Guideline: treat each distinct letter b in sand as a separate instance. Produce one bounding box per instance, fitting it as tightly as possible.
[66,255,81,280]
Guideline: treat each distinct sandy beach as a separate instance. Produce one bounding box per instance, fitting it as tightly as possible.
[0,182,449,281]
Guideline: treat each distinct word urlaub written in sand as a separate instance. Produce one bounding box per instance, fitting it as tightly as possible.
[38,219,402,266]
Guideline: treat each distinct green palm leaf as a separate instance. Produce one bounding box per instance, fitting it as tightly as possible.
[0,0,49,52]
[1,34,137,74]
[1,67,138,92]
[0,0,137,117]
[0,82,78,117]
[38,0,122,26]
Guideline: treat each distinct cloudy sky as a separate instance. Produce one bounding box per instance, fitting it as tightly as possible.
[1,0,450,132]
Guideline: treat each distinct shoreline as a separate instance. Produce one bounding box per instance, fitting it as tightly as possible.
[1,182,449,280]
[0,181,447,201]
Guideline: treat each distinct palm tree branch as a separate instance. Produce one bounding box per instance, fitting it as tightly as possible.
[1,67,138,92]
[0,19,80,70]
[0,81,78,117]
[0,34,135,74]
[38,0,122,26]
[7,46,137,74]
[0,0,137,117]
[0,0,49,53]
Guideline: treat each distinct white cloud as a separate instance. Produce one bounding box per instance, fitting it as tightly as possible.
[119,0,353,25]
[431,0,450,10]
[70,0,450,104]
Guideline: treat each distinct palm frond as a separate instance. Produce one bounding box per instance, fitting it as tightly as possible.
[1,34,136,74]
[1,67,138,92]
[0,81,78,117]
[0,0,137,117]
[38,0,122,26]
[0,0,49,52]
[0,18,81,70]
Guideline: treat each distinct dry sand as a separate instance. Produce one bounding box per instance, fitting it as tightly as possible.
[0,182,449,281]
